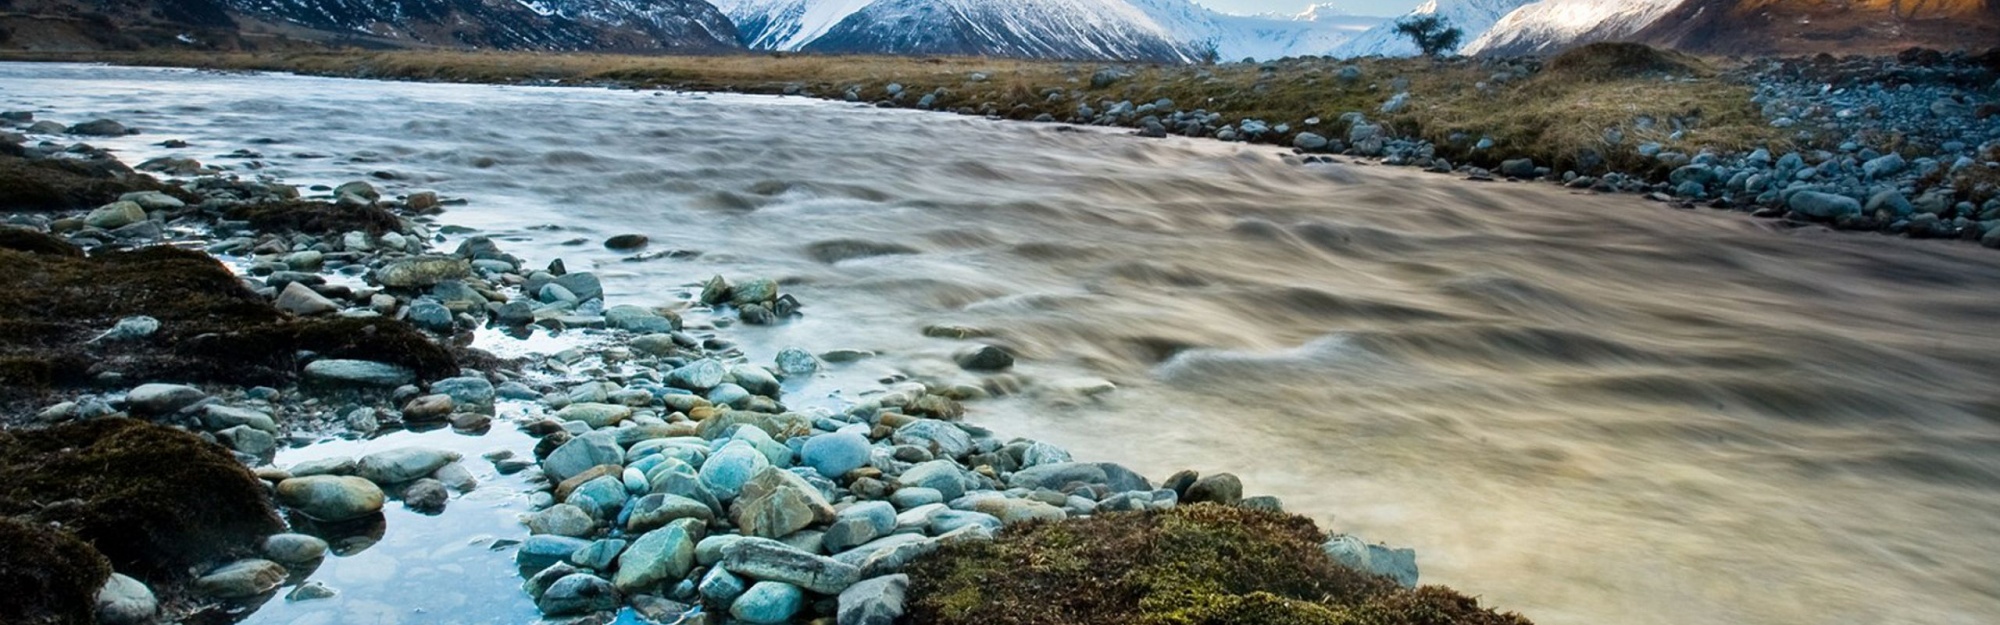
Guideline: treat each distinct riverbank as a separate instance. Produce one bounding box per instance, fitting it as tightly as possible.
[3,44,1997,249]
[0,77,1528,623]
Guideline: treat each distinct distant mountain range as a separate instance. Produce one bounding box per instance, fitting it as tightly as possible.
[2,0,1993,61]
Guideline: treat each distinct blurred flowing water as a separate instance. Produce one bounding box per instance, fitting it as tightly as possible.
[7,63,2000,625]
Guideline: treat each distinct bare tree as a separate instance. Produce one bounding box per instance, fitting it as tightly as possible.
[1393,14,1463,58]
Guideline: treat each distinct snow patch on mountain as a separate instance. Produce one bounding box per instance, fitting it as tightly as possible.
[711,0,875,49]
[1464,0,1686,56]
[798,0,1200,62]
[1126,0,1383,61]
[1327,0,1533,57]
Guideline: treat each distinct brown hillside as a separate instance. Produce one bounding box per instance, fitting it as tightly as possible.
[1636,0,2000,55]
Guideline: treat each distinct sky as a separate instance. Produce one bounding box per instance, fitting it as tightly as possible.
[1195,0,1423,17]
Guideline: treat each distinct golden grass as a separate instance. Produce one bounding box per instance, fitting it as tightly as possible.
[0,46,1788,177]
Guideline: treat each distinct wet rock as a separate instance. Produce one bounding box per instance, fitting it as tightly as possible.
[699,440,771,501]
[1499,158,1537,179]
[85,201,147,229]
[275,475,384,522]
[731,581,805,624]
[892,420,972,460]
[538,573,620,616]
[837,573,908,625]
[556,402,633,428]
[217,425,277,456]
[526,504,596,537]
[668,359,726,391]
[731,466,836,539]
[543,430,623,483]
[722,539,861,594]
[517,535,592,572]
[68,119,131,136]
[571,538,627,571]
[802,431,871,479]
[606,305,676,333]
[355,447,459,484]
[605,234,649,250]
[304,359,415,387]
[194,559,287,598]
[401,394,454,421]
[824,501,896,552]
[261,533,329,563]
[1788,191,1863,220]
[95,573,158,625]
[1184,472,1243,505]
[698,565,749,607]
[89,316,160,343]
[564,475,629,520]
[276,281,339,316]
[626,493,714,533]
[967,498,1066,525]
[1322,534,1419,587]
[286,580,337,602]
[1008,461,1152,493]
[952,344,1013,371]
[403,478,450,514]
[613,522,698,592]
[553,272,603,302]
[124,383,205,415]
[375,256,470,289]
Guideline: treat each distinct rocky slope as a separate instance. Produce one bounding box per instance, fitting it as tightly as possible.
[1632,0,2000,56]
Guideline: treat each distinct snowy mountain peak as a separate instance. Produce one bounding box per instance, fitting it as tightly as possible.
[1327,0,1533,57]
[1464,0,1686,56]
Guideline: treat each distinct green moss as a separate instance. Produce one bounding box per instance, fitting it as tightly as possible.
[228,199,403,236]
[0,418,281,583]
[0,245,455,397]
[0,154,168,212]
[0,517,111,625]
[905,504,1532,625]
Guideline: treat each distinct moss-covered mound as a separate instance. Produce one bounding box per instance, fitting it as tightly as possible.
[0,226,85,256]
[1542,42,1707,82]
[0,154,168,212]
[906,504,1531,625]
[0,244,455,393]
[228,199,403,236]
[0,517,113,625]
[0,418,280,582]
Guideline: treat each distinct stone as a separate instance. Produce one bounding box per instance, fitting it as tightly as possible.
[375,256,471,289]
[544,430,623,483]
[85,201,147,229]
[288,456,355,477]
[286,581,337,602]
[837,574,909,625]
[699,565,749,607]
[606,305,676,333]
[124,383,205,415]
[403,478,450,513]
[731,277,780,306]
[194,559,287,598]
[605,234,650,250]
[553,272,603,302]
[614,523,698,592]
[571,538,627,571]
[95,573,158,625]
[526,504,597,537]
[1322,534,1419,587]
[275,281,339,315]
[1499,158,1537,179]
[401,394,454,421]
[897,460,975,501]
[722,539,861,594]
[1864,152,1907,179]
[517,535,592,572]
[929,509,1002,534]
[304,359,415,387]
[1293,132,1329,151]
[334,181,380,202]
[558,403,634,428]
[261,533,329,563]
[355,447,459,484]
[824,501,897,552]
[407,300,453,331]
[218,425,277,456]
[538,573,621,616]
[888,487,943,509]
[90,315,160,343]
[668,359,727,391]
[729,364,782,397]
[1008,462,1152,493]
[68,118,130,136]
[699,440,772,501]
[892,420,972,459]
[1184,473,1243,505]
[626,493,715,533]
[775,347,820,375]
[802,431,871,479]
[1788,191,1862,220]
[431,376,496,411]
[202,405,277,432]
[967,498,1066,525]
[275,475,384,522]
[730,581,805,624]
[564,475,630,520]
[952,344,1014,371]
[731,466,836,539]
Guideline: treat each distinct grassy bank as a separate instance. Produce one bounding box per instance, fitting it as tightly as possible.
[0,47,1781,177]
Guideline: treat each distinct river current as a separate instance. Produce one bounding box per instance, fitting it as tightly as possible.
[6,63,1999,625]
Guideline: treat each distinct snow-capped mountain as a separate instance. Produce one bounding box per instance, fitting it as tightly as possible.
[1128,0,1384,61]
[1462,0,1685,56]
[710,0,877,50]
[1326,0,1533,57]
[225,0,740,50]
[796,0,1198,61]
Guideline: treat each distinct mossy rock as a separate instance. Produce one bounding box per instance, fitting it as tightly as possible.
[0,154,169,212]
[0,227,84,257]
[227,199,403,236]
[0,517,112,625]
[0,245,455,395]
[905,504,1532,625]
[0,418,282,583]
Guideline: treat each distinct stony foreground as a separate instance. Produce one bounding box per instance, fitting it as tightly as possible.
[0,107,1526,624]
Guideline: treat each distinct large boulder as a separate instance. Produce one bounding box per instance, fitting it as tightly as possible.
[1787,191,1862,220]
[1007,462,1152,493]
[354,447,459,485]
[722,538,861,594]
[837,574,909,625]
[730,466,835,539]
[544,430,623,483]
[802,431,872,479]
[613,521,698,592]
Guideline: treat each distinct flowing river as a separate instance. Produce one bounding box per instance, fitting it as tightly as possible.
[6,62,2000,625]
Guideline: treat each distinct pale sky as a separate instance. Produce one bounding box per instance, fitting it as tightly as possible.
[1195,0,1423,17]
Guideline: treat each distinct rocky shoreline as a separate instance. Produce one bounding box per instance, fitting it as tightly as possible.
[0,95,1525,623]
